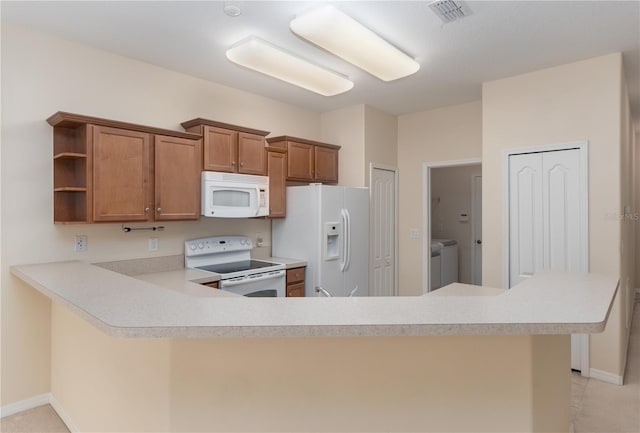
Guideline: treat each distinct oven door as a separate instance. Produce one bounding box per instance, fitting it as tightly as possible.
[202,181,262,218]
[219,270,286,297]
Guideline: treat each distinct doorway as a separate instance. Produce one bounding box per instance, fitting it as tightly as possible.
[504,141,589,374]
[423,158,482,294]
[370,164,398,296]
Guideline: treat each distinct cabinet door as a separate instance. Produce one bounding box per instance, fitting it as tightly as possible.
[314,146,338,183]
[267,150,286,218]
[154,135,202,221]
[203,126,237,172]
[92,126,151,222]
[238,133,266,175]
[286,141,314,181]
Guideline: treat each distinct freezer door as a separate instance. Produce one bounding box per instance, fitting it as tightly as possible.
[272,185,321,297]
[343,187,369,297]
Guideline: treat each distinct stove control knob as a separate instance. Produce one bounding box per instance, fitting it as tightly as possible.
[198,243,204,249]
[240,239,246,245]
[189,244,196,251]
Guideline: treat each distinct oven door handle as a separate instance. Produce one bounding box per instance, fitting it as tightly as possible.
[219,270,285,288]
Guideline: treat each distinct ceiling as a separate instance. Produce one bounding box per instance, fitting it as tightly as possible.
[3,1,640,119]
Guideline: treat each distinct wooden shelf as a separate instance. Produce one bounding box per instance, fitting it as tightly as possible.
[54,187,87,192]
[54,152,87,160]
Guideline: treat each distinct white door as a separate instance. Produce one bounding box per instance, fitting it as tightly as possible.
[371,167,396,296]
[509,153,544,287]
[508,148,586,371]
[472,175,482,285]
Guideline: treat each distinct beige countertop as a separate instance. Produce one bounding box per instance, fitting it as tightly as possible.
[267,257,307,269]
[11,261,617,339]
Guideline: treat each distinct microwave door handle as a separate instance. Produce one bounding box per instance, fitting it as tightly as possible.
[253,186,261,216]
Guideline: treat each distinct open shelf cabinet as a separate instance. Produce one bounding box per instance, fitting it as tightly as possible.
[52,123,91,223]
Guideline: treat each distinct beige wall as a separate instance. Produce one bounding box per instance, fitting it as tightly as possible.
[619,67,636,375]
[0,23,322,406]
[321,104,398,188]
[397,101,483,295]
[51,303,172,432]
[431,164,482,284]
[320,105,366,187]
[482,53,628,377]
[364,105,398,184]
[52,301,570,432]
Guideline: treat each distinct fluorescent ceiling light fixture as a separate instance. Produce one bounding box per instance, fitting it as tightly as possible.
[290,5,420,82]
[225,36,354,96]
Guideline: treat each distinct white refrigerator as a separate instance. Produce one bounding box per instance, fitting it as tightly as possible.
[272,184,369,297]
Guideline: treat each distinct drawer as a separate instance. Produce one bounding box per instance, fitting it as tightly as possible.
[286,282,305,297]
[286,267,305,284]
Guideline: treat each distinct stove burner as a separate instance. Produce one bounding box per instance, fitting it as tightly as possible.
[195,260,279,275]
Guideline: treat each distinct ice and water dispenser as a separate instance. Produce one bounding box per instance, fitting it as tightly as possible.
[323,222,341,260]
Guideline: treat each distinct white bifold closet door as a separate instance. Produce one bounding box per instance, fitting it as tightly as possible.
[509,148,585,371]
[509,149,583,286]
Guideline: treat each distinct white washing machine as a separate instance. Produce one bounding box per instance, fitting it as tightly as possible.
[433,239,458,287]
[429,242,442,293]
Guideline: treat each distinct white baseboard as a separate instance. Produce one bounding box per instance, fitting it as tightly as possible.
[50,395,79,433]
[589,368,623,385]
[0,393,51,418]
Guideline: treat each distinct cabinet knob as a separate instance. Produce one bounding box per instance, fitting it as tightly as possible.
[240,162,244,167]
[231,161,236,165]
[144,207,150,213]
[157,207,162,214]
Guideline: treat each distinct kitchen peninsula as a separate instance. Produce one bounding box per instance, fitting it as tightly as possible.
[12,261,617,432]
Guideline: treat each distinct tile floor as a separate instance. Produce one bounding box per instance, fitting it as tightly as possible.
[571,295,640,433]
[2,297,639,433]
[0,405,69,433]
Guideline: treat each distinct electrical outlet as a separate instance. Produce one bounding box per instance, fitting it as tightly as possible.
[409,228,420,239]
[256,232,264,247]
[75,235,88,252]
[149,237,159,252]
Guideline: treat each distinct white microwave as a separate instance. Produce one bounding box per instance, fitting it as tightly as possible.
[201,171,269,218]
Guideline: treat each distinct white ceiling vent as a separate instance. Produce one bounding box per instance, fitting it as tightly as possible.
[428,0,467,23]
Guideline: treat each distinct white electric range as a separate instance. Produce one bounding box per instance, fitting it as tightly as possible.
[184,235,285,297]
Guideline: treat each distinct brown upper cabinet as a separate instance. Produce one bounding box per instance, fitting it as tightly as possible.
[48,112,202,224]
[181,118,269,176]
[266,136,340,184]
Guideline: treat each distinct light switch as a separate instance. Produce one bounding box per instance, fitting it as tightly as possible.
[409,228,420,239]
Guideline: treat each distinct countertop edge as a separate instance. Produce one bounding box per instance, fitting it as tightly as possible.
[11,262,619,339]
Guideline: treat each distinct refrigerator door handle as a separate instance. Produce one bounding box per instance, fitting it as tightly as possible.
[344,208,352,272]
[340,209,348,272]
